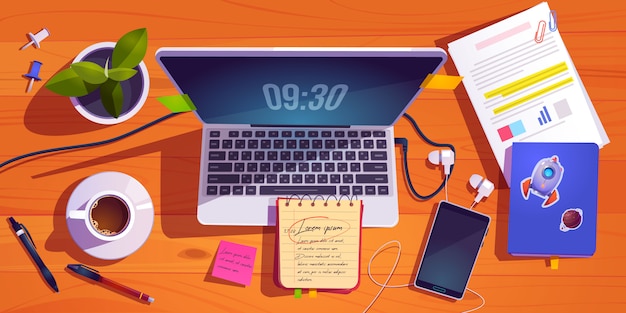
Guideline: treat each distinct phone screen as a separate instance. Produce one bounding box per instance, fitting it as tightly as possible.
[414,201,490,299]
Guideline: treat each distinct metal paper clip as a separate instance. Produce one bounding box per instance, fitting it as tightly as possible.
[535,20,546,43]
[548,10,557,32]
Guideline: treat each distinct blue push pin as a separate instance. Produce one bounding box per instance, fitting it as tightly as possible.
[24,60,42,93]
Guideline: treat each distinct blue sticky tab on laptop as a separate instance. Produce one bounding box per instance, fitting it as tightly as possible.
[508,142,599,257]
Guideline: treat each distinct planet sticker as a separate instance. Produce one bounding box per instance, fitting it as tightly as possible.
[560,208,583,232]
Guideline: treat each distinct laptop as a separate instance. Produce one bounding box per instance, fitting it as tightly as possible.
[156,47,447,227]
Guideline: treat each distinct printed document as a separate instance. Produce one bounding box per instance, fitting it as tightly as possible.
[448,2,609,185]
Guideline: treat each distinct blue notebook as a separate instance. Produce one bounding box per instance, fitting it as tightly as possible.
[508,142,599,257]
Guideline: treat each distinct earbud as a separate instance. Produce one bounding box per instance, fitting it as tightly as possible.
[469,174,494,203]
[428,150,455,175]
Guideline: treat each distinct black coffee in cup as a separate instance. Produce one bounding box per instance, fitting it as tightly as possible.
[89,195,130,236]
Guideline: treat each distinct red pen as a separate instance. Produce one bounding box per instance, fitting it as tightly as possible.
[67,264,154,303]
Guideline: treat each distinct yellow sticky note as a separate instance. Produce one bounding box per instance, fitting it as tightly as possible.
[550,256,559,270]
[309,289,317,298]
[420,74,463,90]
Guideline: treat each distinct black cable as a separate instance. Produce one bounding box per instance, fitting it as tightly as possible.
[2,110,450,201]
[0,112,182,170]
[396,112,456,200]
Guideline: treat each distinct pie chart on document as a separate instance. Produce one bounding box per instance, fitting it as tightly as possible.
[66,171,154,260]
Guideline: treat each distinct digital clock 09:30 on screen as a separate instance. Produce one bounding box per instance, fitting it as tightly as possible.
[262,83,348,111]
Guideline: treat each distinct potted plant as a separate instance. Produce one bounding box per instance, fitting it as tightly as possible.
[46,28,149,125]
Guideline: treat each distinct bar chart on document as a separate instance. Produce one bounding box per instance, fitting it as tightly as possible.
[448,2,609,184]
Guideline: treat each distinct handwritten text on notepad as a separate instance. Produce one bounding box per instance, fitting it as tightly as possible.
[286,217,351,244]
[277,198,361,289]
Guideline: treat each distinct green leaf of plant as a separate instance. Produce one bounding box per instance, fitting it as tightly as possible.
[70,61,107,85]
[45,67,99,97]
[108,68,138,81]
[111,28,147,69]
[100,79,124,118]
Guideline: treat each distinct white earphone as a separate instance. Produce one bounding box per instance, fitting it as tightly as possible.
[427,151,493,206]
[469,174,494,204]
[428,149,455,175]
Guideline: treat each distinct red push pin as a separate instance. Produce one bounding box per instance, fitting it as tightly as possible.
[23,60,42,93]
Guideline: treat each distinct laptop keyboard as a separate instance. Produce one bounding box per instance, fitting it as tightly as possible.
[205,129,391,197]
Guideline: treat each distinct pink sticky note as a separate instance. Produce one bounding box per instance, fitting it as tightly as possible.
[211,240,257,286]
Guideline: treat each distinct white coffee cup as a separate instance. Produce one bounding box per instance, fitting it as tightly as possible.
[69,190,135,241]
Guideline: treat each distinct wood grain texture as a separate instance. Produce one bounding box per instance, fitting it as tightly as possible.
[1,0,624,312]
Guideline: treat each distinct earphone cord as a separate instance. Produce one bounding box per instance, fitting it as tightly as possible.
[364,240,485,313]
[0,112,181,170]
[399,113,456,200]
[365,114,484,312]
[363,240,407,313]
[445,174,449,202]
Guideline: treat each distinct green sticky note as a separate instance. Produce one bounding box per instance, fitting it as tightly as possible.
[157,94,197,112]
[294,288,302,298]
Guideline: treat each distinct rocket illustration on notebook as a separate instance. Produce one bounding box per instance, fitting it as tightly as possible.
[508,142,598,258]
[520,155,564,208]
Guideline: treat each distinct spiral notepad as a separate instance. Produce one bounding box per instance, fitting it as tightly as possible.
[276,195,363,290]
[276,196,363,289]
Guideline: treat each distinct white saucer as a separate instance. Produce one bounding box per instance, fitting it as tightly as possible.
[66,171,154,260]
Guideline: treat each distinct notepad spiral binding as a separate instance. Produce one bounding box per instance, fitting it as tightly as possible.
[283,194,359,207]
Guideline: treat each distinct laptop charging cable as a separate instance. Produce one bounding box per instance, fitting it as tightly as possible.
[0,112,182,171]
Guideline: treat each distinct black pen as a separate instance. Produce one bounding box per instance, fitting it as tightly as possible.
[67,264,154,303]
[9,217,58,292]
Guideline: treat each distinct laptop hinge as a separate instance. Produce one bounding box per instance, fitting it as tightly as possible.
[250,124,350,128]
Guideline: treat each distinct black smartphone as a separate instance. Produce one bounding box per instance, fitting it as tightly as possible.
[414,201,490,300]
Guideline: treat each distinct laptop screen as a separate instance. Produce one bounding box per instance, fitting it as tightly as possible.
[157,49,446,126]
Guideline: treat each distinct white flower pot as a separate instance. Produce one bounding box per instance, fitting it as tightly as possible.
[70,42,149,125]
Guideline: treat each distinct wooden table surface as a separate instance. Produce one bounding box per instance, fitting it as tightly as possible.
[1,1,624,312]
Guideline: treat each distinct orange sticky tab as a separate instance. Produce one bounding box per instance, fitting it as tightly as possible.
[420,73,463,90]
[309,289,317,298]
[550,256,559,270]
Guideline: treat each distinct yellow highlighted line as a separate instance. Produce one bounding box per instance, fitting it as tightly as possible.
[493,77,573,115]
[485,62,568,99]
